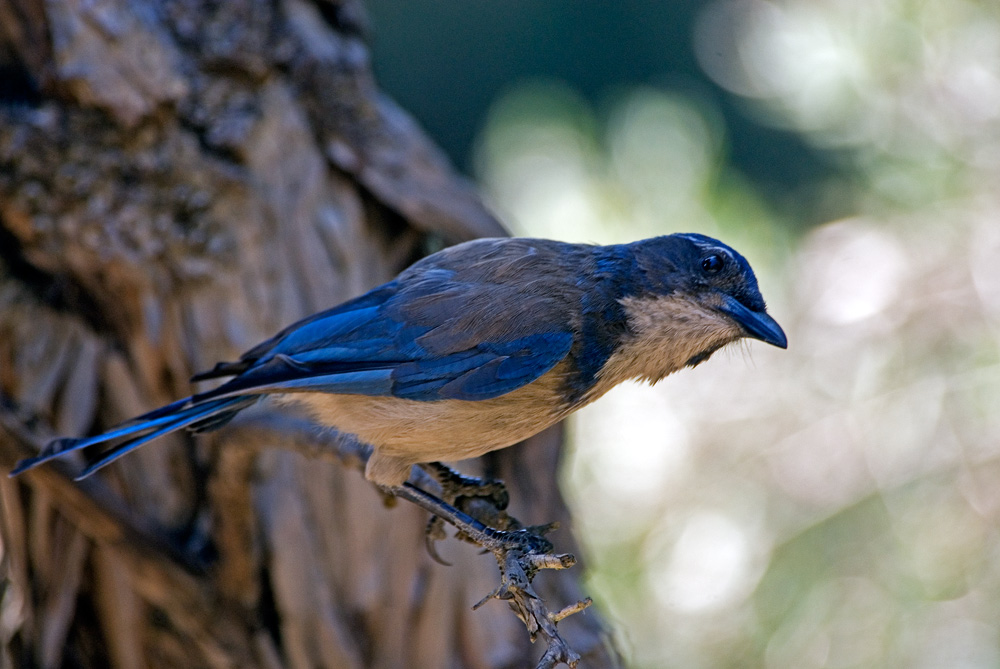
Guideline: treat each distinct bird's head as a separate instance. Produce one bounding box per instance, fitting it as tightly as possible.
[605,233,787,384]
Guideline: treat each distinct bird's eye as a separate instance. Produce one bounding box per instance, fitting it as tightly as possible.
[701,254,724,274]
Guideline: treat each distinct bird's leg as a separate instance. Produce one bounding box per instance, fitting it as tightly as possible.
[419,462,514,561]
[392,482,554,557]
[416,462,559,562]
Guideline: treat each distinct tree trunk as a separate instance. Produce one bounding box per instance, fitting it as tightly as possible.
[0,1,613,666]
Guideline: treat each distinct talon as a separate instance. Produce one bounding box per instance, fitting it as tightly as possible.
[486,484,509,510]
[425,534,452,566]
[424,516,451,566]
[422,462,510,510]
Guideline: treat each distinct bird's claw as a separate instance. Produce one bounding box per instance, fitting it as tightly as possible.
[423,462,510,510]
[424,516,452,566]
[420,462,521,562]
[425,517,553,563]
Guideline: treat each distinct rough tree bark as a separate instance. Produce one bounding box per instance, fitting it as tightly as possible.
[0,1,615,667]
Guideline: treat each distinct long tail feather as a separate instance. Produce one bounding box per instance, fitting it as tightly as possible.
[9,396,256,477]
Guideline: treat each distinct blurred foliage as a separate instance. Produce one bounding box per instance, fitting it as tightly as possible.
[366,0,840,225]
[368,1,1000,667]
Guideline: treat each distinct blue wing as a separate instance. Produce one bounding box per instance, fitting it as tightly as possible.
[196,260,576,403]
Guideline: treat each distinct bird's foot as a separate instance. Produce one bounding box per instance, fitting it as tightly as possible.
[421,461,509,510]
[421,462,515,563]
[424,511,556,566]
[391,482,590,668]
[398,481,554,557]
[473,525,555,556]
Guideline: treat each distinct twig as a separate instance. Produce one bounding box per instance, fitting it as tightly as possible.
[474,546,592,669]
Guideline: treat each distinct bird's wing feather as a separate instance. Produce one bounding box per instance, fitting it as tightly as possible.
[194,242,577,403]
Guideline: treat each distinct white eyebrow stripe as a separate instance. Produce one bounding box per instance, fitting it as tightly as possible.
[677,234,737,263]
[718,247,736,263]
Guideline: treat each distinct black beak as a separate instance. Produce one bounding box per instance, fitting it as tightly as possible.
[719,296,788,349]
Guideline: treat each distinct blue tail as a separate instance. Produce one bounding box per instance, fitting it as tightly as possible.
[10,395,258,479]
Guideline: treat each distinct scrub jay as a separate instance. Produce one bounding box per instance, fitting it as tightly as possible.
[11,233,786,548]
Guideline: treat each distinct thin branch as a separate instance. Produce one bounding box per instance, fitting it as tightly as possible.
[474,547,592,669]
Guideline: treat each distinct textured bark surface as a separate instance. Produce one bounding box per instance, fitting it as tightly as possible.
[0,1,613,666]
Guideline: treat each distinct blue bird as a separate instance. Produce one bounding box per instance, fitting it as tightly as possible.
[11,234,785,546]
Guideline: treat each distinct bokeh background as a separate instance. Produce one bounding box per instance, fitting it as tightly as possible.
[368,1,1000,667]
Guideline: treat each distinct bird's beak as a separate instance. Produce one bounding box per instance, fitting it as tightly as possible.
[719,296,788,349]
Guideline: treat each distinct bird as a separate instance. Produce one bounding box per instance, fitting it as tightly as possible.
[11,233,786,549]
